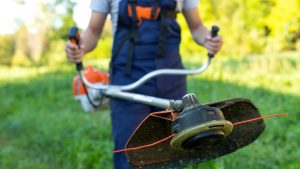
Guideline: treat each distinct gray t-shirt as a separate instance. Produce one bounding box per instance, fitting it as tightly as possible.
[90,0,199,34]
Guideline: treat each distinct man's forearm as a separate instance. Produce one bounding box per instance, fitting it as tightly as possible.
[80,11,108,55]
[80,27,101,54]
[191,24,210,46]
[183,8,210,46]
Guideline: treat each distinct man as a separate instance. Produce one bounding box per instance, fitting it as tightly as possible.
[65,0,223,168]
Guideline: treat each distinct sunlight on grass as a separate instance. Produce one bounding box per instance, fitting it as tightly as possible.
[0,58,110,85]
[187,52,300,96]
[0,64,72,84]
[0,66,48,81]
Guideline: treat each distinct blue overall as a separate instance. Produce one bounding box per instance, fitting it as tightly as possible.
[110,0,186,168]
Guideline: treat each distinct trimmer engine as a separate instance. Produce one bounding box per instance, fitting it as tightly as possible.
[72,66,109,112]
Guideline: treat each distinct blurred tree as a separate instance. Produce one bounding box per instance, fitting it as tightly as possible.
[265,0,300,51]
[0,35,15,65]
[38,0,77,65]
[10,0,76,66]
[11,26,31,66]
[2,0,299,66]
[179,0,299,57]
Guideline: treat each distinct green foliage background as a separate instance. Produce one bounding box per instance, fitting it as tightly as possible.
[0,0,299,65]
[178,0,300,57]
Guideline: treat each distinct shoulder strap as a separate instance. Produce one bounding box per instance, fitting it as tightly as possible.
[151,0,160,18]
[126,0,140,75]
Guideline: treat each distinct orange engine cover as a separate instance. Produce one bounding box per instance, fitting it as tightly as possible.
[72,65,109,96]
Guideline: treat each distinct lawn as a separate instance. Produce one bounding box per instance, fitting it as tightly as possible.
[0,52,299,169]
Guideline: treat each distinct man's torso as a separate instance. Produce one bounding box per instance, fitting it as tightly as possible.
[90,0,199,35]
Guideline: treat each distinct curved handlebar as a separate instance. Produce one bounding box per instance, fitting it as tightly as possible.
[81,58,212,91]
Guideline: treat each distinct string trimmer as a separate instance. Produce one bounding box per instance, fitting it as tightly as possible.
[68,26,282,168]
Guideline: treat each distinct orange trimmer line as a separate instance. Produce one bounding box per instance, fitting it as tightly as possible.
[113,134,176,153]
[232,112,288,126]
[113,112,288,153]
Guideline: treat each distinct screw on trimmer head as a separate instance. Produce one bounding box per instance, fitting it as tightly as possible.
[170,93,233,150]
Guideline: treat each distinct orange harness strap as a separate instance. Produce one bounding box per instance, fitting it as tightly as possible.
[128,5,161,26]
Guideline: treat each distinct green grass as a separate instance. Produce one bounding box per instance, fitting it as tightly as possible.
[0,52,299,169]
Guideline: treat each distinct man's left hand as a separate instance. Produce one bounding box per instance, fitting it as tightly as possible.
[203,35,223,55]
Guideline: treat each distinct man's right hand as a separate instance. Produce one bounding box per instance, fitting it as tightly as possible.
[65,40,85,63]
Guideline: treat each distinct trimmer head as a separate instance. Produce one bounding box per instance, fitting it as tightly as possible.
[125,98,265,168]
[171,120,233,150]
[170,94,233,151]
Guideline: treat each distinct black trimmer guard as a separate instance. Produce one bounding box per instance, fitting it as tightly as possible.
[125,98,265,168]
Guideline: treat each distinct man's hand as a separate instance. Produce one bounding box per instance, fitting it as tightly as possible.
[183,8,224,55]
[65,40,85,63]
[64,12,108,64]
[191,27,224,55]
[203,34,223,55]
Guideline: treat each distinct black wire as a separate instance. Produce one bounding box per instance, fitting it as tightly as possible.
[79,71,102,109]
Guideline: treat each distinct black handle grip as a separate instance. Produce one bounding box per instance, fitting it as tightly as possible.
[68,26,83,71]
[208,25,220,58]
